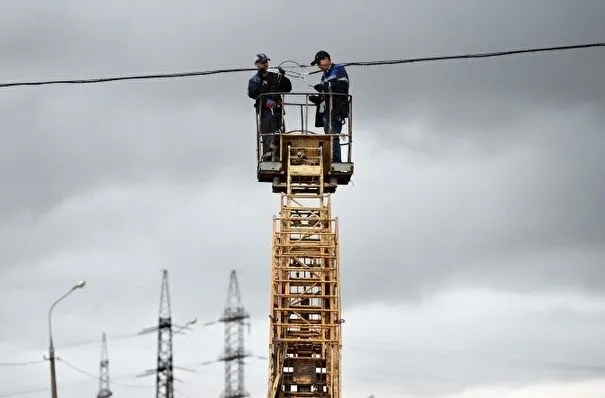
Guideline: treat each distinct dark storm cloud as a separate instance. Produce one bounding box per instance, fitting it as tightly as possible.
[0,0,298,216]
[340,105,605,302]
[2,1,605,396]
[0,0,602,302]
[1,0,604,217]
[0,87,250,218]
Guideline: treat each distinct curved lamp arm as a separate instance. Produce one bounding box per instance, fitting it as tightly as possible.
[48,281,86,348]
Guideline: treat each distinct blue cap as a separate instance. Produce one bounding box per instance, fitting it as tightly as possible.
[254,53,270,64]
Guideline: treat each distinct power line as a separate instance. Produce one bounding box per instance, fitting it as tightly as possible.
[0,320,201,360]
[0,41,602,89]
[0,360,46,367]
[59,358,191,398]
[345,340,605,372]
[0,351,600,397]
[0,366,155,397]
[0,387,49,397]
[0,67,255,88]
[58,358,151,389]
[334,41,605,69]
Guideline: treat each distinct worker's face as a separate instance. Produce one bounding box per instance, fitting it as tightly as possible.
[318,57,331,71]
[255,60,268,70]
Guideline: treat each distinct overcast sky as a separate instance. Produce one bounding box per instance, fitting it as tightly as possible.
[1,0,605,397]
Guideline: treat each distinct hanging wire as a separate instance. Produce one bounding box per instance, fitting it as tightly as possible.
[1,41,601,89]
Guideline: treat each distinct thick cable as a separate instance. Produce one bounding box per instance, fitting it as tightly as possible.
[0,42,602,89]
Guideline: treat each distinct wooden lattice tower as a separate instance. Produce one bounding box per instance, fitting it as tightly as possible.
[257,92,353,398]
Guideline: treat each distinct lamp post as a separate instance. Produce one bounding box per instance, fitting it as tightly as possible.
[48,280,86,398]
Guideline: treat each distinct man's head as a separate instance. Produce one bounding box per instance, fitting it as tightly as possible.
[310,50,331,71]
[254,53,270,70]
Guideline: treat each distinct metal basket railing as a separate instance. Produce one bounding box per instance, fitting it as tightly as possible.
[254,92,353,163]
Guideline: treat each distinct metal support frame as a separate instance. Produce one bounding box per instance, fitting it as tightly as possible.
[155,269,174,398]
[219,270,251,398]
[267,136,343,398]
[97,333,113,398]
[255,92,353,164]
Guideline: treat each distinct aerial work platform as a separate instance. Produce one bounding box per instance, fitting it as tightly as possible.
[255,92,354,194]
[257,91,351,397]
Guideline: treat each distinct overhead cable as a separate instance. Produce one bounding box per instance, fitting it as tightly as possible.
[0,42,602,89]
[0,360,46,367]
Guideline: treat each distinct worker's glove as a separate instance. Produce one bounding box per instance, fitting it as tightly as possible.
[278,67,286,75]
[314,83,328,92]
[309,95,321,104]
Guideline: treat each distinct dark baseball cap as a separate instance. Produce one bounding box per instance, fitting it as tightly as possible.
[310,50,330,65]
[254,53,270,64]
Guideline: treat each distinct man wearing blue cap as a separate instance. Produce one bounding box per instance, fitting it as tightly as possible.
[247,53,292,161]
[309,50,349,163]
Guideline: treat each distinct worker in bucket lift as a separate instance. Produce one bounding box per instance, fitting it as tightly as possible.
[247,53,292,161]
[309,50,350,163]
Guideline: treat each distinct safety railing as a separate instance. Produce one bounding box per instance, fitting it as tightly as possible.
[254,92,353,163]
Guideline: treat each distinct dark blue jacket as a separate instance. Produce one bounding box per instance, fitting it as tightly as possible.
[247,70,292,110]
[320,63,349,95]
[314,63,350,125]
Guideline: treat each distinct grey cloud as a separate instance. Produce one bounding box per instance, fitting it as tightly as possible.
[2,0,603,218]
[0,90,251,217]
[338,0,605,136]
[2,0,605,397]
[341,105,605,301]
[340,292,605,396]
[0,182,275,347]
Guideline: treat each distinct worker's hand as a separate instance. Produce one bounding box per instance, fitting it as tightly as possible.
[278,67,285,75]
[309,95,321,104]
[314,83,327,92]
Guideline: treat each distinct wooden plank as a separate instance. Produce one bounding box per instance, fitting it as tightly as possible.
[289,165,322,176]
[292,359,317,384]
[280,134,332,170]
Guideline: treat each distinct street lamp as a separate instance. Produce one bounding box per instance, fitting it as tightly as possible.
[48,280,86,398]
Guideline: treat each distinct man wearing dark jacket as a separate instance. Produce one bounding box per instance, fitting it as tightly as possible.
[309,50,350,163]
[247,53,293,161]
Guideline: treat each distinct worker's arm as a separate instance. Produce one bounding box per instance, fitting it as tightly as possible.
[247,74,264,99]
[313,65,349,95]
[279,74,292,93]
[328,65,349,94]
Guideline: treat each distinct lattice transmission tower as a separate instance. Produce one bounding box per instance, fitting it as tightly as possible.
[219,269,251,398]
[96,332,112,398]
[155,269,174,398]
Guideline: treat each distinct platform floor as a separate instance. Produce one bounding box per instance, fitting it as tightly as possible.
[257,161,354,194]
